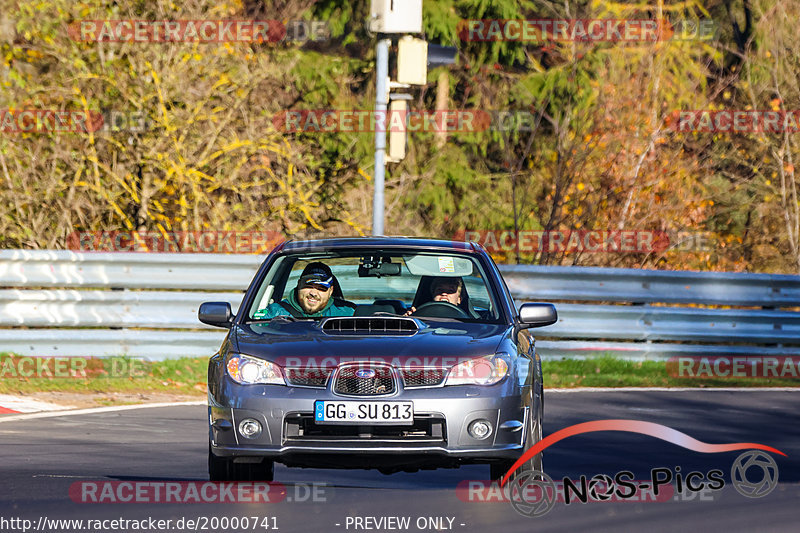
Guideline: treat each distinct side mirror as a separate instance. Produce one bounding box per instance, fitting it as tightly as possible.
[199,302,234,328]
[518,303,557,329]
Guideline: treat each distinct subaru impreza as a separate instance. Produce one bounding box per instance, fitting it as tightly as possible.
[202,237,556,481]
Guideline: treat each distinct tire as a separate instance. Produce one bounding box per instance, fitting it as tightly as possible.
[531,399,544,472]
[208,443,274,481]
[489,400,543,482]
[489,460,514,482]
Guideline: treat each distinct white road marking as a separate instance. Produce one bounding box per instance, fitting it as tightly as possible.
[0,401,206,423]
[0,394,73,413]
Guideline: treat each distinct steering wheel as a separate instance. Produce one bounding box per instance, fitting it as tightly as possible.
[411,301,471,319]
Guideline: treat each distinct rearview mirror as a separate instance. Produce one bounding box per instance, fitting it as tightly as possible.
[518,303,557,329]
[358,257,401,277]
[199,302,234,328]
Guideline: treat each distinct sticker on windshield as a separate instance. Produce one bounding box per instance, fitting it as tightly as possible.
[438,257,455,273]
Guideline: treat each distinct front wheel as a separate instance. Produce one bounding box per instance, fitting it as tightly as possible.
[208,443,274,481]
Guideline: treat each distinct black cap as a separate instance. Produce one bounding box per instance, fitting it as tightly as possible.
[298,262,334,289]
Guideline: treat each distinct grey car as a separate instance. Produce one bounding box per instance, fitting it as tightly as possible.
[201,237,556,481]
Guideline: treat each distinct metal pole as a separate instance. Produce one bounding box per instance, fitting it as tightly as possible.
[372,37,390,236]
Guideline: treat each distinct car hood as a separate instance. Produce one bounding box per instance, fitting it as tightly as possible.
[232,320,510,366]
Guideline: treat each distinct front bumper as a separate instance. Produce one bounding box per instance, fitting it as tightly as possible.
[209,379,530,467]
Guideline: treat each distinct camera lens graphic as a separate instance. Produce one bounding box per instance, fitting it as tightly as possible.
[731,450,778,498]
[587,474,615,501]
[508,470,558,518]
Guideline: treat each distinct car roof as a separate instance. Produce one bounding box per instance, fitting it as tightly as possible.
[279,236,482,254]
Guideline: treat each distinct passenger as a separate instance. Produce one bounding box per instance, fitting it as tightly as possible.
[253,262,355,319]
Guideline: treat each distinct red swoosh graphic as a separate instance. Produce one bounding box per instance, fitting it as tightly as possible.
[501,419,786,487]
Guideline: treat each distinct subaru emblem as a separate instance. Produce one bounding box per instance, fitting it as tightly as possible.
[356,369,376,379]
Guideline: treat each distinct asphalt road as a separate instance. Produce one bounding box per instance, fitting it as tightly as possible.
[0,390,797,533]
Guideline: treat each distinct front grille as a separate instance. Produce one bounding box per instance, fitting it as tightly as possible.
[284,368,332,388]
[284,413,446,443]
[399,368,447,388]
[334,365,395,396]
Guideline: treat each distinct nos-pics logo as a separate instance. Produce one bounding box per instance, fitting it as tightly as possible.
[498,420,784,518]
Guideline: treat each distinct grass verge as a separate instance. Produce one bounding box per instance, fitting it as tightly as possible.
[0,354,207,396]
[543,356,800,388]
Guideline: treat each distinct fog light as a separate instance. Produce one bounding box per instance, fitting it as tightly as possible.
[468,419,492,440]
[238,418,262,438]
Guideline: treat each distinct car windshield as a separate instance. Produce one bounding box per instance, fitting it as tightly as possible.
[246,249,502,323]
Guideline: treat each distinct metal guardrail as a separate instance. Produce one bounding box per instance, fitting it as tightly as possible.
[0,250,798,360]
[543,304,800,344]
[0,329,224,359]
[500,264,800,307]
[0,249,261,290]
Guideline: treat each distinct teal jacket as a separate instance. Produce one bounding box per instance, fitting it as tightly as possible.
[253,288,355,319]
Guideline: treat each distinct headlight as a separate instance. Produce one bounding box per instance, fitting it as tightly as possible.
[444,354,509,386]
[226,354,285,385]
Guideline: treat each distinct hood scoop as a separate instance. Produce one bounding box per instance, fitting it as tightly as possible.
[320,317,419,335]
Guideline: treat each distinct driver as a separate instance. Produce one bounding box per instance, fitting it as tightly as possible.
[405,277,464,316]
[253,262,355,319]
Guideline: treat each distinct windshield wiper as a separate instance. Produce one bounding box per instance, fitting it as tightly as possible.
[410,315,466,322]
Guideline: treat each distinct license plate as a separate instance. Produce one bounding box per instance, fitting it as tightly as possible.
[314,401,414,425]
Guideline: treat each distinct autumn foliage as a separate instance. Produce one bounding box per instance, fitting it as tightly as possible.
[1,0,798,273]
